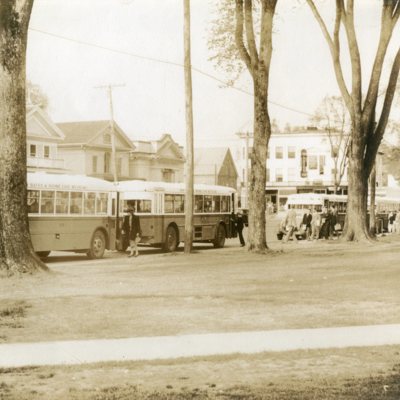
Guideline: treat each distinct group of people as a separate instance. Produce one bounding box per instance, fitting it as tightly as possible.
[387,211,400,234]
[279,205,339,242]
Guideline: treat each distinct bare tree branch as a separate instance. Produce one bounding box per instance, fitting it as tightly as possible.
[306,0,353,117]
[365,47,400,175]
[362,3,397,127]
[244,0,258,65]
[258,0,276,70]
[235,0,253,75]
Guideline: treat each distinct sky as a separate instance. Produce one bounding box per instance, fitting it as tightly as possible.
[27,0,400,148]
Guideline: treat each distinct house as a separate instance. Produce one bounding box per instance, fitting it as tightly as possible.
[130,134,185,182]
[57,120,134,181]
[194,147,238,189]
[26,105,65,173]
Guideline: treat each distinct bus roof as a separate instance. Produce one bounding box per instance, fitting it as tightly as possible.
[117,180,236,195]
[285,193,348,205]
[27,172,116,192]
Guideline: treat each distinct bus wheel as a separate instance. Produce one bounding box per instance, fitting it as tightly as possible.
[164,225,178,252]
[36,251,50,259]
[87,230,106,259]
[213,224,226,248]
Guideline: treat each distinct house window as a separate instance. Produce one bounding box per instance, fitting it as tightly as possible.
[92,156,98,173]
[319,155,325,175]
[162,169,174,183]
[275,146,283,159]
[301,149,307,178]
[275,168,283,182]
[331,145,339,158]
[44,145,50,159]
[308,155,318,170]
[288,146,296,158]
[104,152,111,173]
[30,144,37,157]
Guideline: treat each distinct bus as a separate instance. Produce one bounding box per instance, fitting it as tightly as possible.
[28,172,118,259]
[116,180,237,251]
[281,192,400,236]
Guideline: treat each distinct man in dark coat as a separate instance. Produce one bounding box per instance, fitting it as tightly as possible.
[122,204,142,257]
[236,210,246,247]
[301,208,313,240]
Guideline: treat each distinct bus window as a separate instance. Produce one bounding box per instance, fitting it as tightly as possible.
[164,194,174,213]
[96,193,108,215]
[56,191,69,214]
[204,195,212,213]
[84,192,96,215]
[221,196,230,212]
[41,191,55,214]
[138,200,152,213]
[28,190,40,213]
[174,195,184,213]
[213,196,221,212]
[70,192,83,214]
[195,195,203,213]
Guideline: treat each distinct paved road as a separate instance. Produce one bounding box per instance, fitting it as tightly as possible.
[1,324,400,368]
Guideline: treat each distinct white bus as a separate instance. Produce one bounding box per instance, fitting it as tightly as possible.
[282,192,400,234]
[28,172,118,259]
[117,180,237,251]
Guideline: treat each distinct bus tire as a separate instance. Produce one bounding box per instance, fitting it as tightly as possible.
[213,223,226,248]
[36,251,50,259]
[87,229,106,259]
[164,225,178,252]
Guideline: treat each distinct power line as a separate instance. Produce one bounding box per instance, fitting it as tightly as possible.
[29,27,315,118]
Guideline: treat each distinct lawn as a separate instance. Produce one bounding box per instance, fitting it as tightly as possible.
[1,236,400,398]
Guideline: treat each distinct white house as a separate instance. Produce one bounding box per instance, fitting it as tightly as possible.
[234,127,385,210]
[26,105,66,173]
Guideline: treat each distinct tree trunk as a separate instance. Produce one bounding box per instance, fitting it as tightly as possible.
[369,164,376,236]
[0,1,48,276]
[341,151,371,242]
[183,0,194,254]
[247,72,269,252]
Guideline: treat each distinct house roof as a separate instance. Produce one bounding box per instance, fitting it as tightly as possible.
[57,120,134,149]
[194,147,237,176]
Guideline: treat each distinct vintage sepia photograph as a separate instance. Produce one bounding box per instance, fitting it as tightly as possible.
[0,0,400,398]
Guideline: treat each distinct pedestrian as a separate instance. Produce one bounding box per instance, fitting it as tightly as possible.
[236,209,246,247]
[301,208,312,240]
[388,211,395,233]
[320,206,330,240]
[395,210,400,234]
[283,207,298,243]
[122,203,142,257]
[329,205,338,239]
[311,207,321,240]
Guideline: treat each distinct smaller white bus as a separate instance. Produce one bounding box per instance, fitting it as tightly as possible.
[117,180,237,251]
[28,172,118,259]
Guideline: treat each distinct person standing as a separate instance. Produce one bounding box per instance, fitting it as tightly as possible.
[122,204,142,257]
[283,207,298,243]
[311,207,321,240]
[236,210,246,247]
[301,208,313,240]
[329,205,338,239]
[388,211,395,233]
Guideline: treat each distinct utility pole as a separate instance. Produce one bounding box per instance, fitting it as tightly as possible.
[95,84,125,183]
[183,0,194,254]
[236,131,253,208]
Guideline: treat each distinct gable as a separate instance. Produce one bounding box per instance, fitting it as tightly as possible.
[26,106,65,141]
[157,143,184,160]
[89,123,135,150]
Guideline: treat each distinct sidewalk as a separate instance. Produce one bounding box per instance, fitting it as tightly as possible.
[1,324,400,368]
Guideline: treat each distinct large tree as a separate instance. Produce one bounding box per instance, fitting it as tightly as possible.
[307,0,400,241]
[0,1,48,275]
[210,0,277,252]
